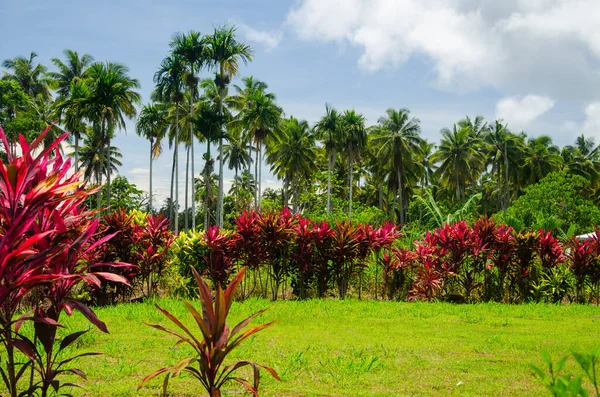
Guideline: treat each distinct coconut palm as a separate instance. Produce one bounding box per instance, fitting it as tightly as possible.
[77,125,123,209]
[204,24,253,227]
[432,125,485,202]
[48,49,93,97]
[237,88,282,207]
[136,103,169,212]
[373,108,422,224]
[2,52,52,100]
[267,117,317,212]
[314,104,343,216]
[171,30,207,230]
[153,53,186,233]
[458,115,488,138]
[221,128,253,205]
[341,109,366,219]
[85,61,141,208]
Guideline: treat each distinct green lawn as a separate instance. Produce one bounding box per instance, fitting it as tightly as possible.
[34,300,600,396]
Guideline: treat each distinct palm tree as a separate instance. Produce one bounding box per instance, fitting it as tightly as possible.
[2,52,52,100]
[341,109,366,219]
[484,121,523,210]
[267,117,317,212]
[314,104,342,216]
[136,103,169,212]
[50,50,94,171]
[373,108,422,224]
[458,115,488,138]
[85,61,141,208]
[521,136,563,186]
[230,169,256,200]
[48,49,93,97]
[221,127,253,205]
[153,54,186,233]
[26,94,63,149]
[171,30,207,230]
[77,125,123,208]
[204,24,253,227]
[432,125,485,202]
[237,88,282,207]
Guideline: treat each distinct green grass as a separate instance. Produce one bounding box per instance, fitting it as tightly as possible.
[20,300,600,396]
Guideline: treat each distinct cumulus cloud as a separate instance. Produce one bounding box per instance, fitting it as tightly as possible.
[286,0,600,98]
[495,95,555,131]
[581,103,600,138]
[239,24,282,51]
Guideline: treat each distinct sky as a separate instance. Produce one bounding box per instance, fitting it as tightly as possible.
[2,0,600,208]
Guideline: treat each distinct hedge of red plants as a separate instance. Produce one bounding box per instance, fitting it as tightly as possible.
[176,212,600,304]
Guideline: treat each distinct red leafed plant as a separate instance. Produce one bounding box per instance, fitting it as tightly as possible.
[201,226,239,289]
[0,126,131,397]
[139,267,280,397]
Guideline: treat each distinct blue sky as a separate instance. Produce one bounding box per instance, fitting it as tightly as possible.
[2,0,600,207]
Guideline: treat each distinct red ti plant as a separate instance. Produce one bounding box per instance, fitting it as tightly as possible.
[382,248,415,300]
[0,127,131,396]
[201,226,238,289]
[139,267,279,397]
[365,222,401,299]
[234,210,266,298]
[330,222,365,299]
[289,217,316,299]
[134,214,175,297]
[538,230,565,270]
[309,221,335,298]
[566,236,597,302]
[409,241,445,301]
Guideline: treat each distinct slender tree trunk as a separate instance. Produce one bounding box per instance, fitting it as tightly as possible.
[504,142,509,209]
[74,133,79,174]
[174,104,180,235]
[190,74,196,230]
[327,149,334,216]
[293,179,299,213]
[234,165,238,210]
[497,166,502,212]
[348,147,353,220]
[217,136,224,227]
[254,141,259,208]
[149,138,153,212]
[96,166,102,210]
[169,147,176,230]
[283,178,289,208]
[258,144,263,207]
[184,145,190,232]
[204,142,211,231]
[104,119,111,208]
[398,167,404,225]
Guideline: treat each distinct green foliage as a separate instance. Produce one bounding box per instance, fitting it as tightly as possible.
[533,347,600,396]
[139,268,279,396]
[498,171,600,234]
[86,175,146,212]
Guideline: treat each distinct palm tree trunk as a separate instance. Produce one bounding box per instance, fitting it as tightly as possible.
[398,167,404,225]
[258,144,263,208]
[169,146,176,230]
[217,136,224,227]
[204,142,211,231]
[293,179,299,213]
[234,165,238,210]
[149,138,153,212]
[74,133,79,174]
[190,74,196,231]
[184,145,190,232]
[254,141,259,208]
[283,178,289,208]
[348,147,353,220]
[327,149,334,216]
[504,142,509,209]
[174,104,180,235]
[104,119,111,209]
[96,165,102,210]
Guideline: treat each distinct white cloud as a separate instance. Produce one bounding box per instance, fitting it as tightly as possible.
[239,24,282,51]
[286,0,600,98]
[560,102,600,141]
[129,167,149,175]
[495,95,555,131]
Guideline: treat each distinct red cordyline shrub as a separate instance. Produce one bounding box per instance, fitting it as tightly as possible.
[537,230,565,270]
[0,127,131,397]
[566,236,598,302]
[234,210,265,271]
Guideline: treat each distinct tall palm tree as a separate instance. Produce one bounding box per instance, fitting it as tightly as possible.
[341,109,366,219]
[204,24,253,227]
[50,50,94,171]
[458,115,488,138]
[373,108,422,224]
[153,54,186,233]
[171,30,207,230]
[136,103,169,212]
[237,88,282,207]
[521,136,563,186]
[77,125,123,208]
[221,127,253,205]
[267,117,317,212]
[2,52,52,100]
[485,120,523,210]
[48,49,93,97]
[85,61,141,208]
[432,125,485,202]
[314,104,342,216]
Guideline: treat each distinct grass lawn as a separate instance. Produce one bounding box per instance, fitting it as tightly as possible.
[30,299,600,396]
